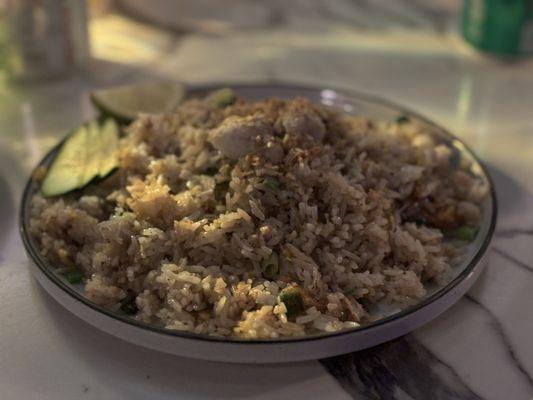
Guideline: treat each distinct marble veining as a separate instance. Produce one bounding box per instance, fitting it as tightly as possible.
[492,247,533,273]
[464,294,533,390]
[495,229,533,239]
[321,336,483,400]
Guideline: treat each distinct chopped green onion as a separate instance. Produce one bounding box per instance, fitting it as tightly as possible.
[214,181,229,201]
[262,252,279,280]
[413,217,427,226]
[449,147,461,169]
[344,287,356,296]
[208,88,236,108]
[279,287,304,318]
[455,226,479,242]
[395,115,410,124]
[65,269,84,284]
[204,167,218,176]
[263,177,280,190]
[120,291,138,315]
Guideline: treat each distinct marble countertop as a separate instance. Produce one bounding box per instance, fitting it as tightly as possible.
[1,2,533,399]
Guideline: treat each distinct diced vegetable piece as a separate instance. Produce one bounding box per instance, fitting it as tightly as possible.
[41,119,120,197]
[413,217,427,226]
[396,115,410,124]
[262,252,279,280]
[455,226,479,242]
[41,125,91,197]
[65,269,84,284]
[207,88,236,108]
[214,181,229,201]
[90,82,186,124]
[120,291,138,315]
[204,167,218,176]
[279,286,304,318]
[449,146,462,169]
[263,177,280,190]
[344,287,356,296]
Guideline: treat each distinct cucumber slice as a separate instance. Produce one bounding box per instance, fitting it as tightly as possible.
[41,125,91,197]
[81,120,101,186]
[90,82,186,124]
[98,119,120,177]
[41,119,120,197]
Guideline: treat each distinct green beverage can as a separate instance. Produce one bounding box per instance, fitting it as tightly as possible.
[461,0,533,55]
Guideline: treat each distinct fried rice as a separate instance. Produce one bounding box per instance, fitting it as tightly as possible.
[28,92,488,339]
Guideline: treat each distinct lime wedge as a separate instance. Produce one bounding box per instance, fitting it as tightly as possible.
[90,82,186,124]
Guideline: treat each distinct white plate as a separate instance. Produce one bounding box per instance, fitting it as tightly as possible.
[20,83,497,363]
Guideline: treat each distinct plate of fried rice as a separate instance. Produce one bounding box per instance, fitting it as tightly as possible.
[20,83,497,363]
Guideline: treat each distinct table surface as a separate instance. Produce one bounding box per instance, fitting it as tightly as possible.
[1,2,533,399]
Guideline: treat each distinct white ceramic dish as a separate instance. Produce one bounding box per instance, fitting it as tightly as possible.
[20,83,497,363]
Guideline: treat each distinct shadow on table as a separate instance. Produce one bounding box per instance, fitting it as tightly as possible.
[32,280,331,399]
